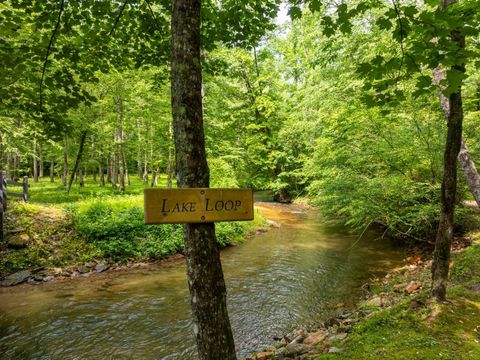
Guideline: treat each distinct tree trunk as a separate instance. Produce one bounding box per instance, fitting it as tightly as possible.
[458,140,480,206]
[66,131,87,194]
[79,168,84,187]
[136,118,143,178]
[171,0,236,359]
[62,136,68,186]
[50,159,55,182]
[99,163,105,186]
[39,144,44,178]
[143,151,149,184]
[33,139,38,182]
[433,70,480,207]
[431,1,465,301]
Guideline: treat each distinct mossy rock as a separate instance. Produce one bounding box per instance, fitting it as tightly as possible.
[7,233,30,249]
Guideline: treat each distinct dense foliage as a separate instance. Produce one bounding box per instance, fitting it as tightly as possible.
[1,0,479,245]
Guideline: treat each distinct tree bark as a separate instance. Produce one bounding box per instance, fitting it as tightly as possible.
[171,0,236,359]
[66,131,87,194]
[431,0,465,301]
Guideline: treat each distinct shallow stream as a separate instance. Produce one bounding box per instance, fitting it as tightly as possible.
[0,202,403,359]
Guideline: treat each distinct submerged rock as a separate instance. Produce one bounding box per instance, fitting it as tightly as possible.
[1,270,31,286]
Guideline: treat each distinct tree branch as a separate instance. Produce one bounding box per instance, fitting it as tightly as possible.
[39,0,65,109]
[108,0,130,37]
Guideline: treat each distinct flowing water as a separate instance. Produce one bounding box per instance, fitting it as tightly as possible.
[0,202,403,359]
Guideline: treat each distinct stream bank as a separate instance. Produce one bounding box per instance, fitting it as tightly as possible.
[248,233,480,360]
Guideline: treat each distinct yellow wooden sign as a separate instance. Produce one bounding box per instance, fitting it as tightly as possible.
[144,188,254,224]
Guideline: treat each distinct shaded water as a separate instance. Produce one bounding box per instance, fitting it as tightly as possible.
[0,202,403,359]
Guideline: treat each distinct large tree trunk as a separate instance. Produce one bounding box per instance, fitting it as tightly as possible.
[431,0,465,301]
[66,131,87,194]
[171,0,236,359]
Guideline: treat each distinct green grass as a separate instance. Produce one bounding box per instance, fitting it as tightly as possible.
[1,175,265,275]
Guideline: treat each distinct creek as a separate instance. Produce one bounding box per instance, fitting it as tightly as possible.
[0,202,403,359]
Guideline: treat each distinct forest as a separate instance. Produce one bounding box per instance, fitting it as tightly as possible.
[1,1,480,359]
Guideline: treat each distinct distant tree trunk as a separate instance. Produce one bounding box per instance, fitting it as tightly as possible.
[79,168,84,187]
[99,162,105,187]
[143,151,149,184]
[136,118,143,179]
[150,168,157,188]
[431,0,465,301]
[66,131,87,194]
[50,159,55,182]
[171,0,236,359]
[62,136,68,186]
[33,139,38,183]
[39,144,44,178]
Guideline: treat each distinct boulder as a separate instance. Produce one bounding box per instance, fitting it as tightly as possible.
[8,233,30,249]
[328,347,343,354]
[284,342,312,357]
[95,263,110,273]
[1,270,31,286]
[77,265,90,274]
[303,330,326,346]
[255,351,274,360]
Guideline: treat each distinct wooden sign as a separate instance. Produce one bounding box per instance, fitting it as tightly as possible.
[144,188,254,224]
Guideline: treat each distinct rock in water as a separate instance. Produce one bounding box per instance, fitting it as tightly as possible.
[1,270,31,286]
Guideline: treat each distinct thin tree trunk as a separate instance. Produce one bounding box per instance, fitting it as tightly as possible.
[79,168,84,187]
[39,144,44,178]
[66,131,87,194]
[150,168,157,188]
[99,160,105,187]
[62,136,68,186]
[431,0,465,301]
[33,139,38,182]
[136,118,142,178]
[143,151,149,184]
[171,0,236,358]
[50,159,54,182]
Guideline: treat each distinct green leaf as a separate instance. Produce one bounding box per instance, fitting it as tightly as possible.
[288,6,302,20]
